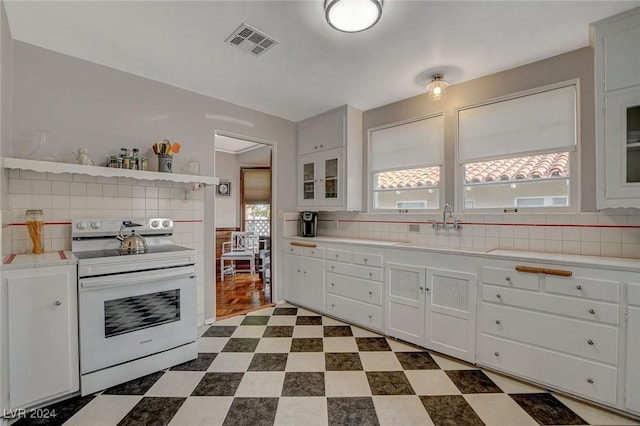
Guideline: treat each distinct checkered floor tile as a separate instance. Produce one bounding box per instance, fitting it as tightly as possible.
[13,304,640,426]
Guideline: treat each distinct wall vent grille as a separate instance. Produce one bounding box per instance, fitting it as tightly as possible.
[225,23,278,56]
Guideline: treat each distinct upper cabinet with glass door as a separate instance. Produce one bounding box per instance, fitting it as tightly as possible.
[593,7,640,208]
[296,105,363,211]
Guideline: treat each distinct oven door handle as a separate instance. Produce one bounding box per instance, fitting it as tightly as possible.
[80,266,196,289]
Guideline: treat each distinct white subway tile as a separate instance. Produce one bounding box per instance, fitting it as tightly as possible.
[545,227,563,241]
[69,182,87,196]
[485,237,499,250]
[513,238,529,251]
[11,194,33,209]
[146,187,159,198]
[51,195,70,209]
[138,180,157,187]
[86,209,103,217]
[10,179,32,194]
[132,186,146,198]
[97,176,119,184]
[600,243,622,258]
[132,209,146,218]
[102,184,118,197]
[51,181,70,195]
[132,198,146,210]
[19,170,47,180]
[86,183,103,196]
[580,227,600,242]
[69,196,87,209]
[145,198,159,210]
[72,174,97,183]
[156,180,173,188]
[117,177,138,186]
[86,196,103,209]
[601,228,622,243]
[50,209,70,221]
[32,180,51,195]
[562,241,580,255]
[598,214,627,226]
[117,185,133,197]
[581,242,601,256]
[157,187,171,199]
[48,173,73,182]
[69,209,88,219]
[622,228,640,245]
[562,227,580,241]
[499,226,513,239]
[545,240,563,254]
[498,238,514,250]
[31,195,52,210]
[117,198,132,210]
[513,226,529,239]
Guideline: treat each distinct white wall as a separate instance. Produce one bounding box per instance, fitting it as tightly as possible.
[214,151,239,228]
[8,41,297,319]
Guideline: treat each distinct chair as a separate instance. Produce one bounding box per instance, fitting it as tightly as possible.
[220,231,258,281]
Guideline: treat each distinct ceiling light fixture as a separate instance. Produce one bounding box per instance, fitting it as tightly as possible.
[325,0,383,33]
[426,73,450,102]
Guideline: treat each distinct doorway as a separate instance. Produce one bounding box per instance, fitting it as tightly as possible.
[214,133,274,319]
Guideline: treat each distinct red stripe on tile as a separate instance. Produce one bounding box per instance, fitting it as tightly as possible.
[3,254,16,265]
[58,251,67,260]
[173,219,203,223]
[9,221,72,226]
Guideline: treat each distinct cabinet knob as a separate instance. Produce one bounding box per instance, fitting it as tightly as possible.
[297,269,301,273]
[587,378,594,384]
[368,291,373,295]
[419,286,424,292]
[496,294,502,299]
[311,250,315,254]
[426,287,430,292]
[494,352,500,357]
[331,304,335,308]
[505,276,511,282]
[364,258,368,263]
[368,314,373,319]
[587,339,594,345]
[369,272,373,277]
[303,270,307,274]
[314,145,318,149]
[331,266,335,270]
[588,308,596,315]
[320,144,324,148]
[495,320,501,325]
[576,285,583,290]
[335,254,339,258]
[55,300,62,306]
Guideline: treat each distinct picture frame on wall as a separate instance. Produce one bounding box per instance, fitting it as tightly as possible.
[217,181,231,197]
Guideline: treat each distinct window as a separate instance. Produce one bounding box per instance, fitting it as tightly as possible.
[241,168,271,237]
[244,204,270,237]
[369,115,444,211]
[457,83,577,211]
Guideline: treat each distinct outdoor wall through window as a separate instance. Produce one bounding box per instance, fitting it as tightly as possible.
[369,114,444,211]
[457,82,578,211]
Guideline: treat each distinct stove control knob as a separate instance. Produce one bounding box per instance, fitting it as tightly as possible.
[90,221,102,230]
[162,220,171,228]
[151,220,160,228]
[76,221,88,230]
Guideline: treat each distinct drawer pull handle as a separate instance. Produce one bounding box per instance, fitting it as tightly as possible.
[55,300,62,306]
[495,320,501,325]
[587,378,594,384]
[505,276,511,282]
[290,241,317,248]
[496,294,502,299]
[587,339,594,345]
[589,308,596,315]
[515,265,572,277]
[494,352,500,357]
[576,285,583,290]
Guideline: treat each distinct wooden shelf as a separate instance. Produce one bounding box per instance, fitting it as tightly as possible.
[2,157,219,186]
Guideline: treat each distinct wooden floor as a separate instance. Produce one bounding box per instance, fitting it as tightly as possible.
[216,272,273,319]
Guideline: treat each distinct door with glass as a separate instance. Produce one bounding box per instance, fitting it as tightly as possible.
[298,149,344,208]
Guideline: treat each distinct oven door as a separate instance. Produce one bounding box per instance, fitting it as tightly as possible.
[78,265,197,375]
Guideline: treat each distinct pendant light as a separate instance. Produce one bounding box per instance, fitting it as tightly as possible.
[426,74,450,102]
[325,0,383,33]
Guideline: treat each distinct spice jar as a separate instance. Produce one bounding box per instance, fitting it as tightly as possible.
[25,209,44,254]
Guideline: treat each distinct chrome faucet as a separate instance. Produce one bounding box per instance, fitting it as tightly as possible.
[432,202,462,231]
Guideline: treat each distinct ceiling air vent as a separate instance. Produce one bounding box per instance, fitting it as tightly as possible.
[225,23,278,56]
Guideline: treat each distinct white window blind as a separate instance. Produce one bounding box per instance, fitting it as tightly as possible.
[370,115,444,171]
[243,169,271,203]
[458,85,577,162]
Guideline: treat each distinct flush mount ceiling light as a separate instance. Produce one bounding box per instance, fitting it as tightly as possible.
[325,0,383,33]
[426,73,450,102]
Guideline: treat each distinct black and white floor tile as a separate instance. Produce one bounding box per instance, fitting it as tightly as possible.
[13,304,640,426]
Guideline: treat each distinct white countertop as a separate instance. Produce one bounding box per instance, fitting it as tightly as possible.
[1,251,78,270]
[284,236,640,272]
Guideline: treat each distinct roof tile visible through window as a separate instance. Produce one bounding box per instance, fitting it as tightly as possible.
[375,153,569,190]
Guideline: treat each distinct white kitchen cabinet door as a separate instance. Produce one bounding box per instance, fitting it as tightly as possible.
[6,265,79,409]
[298,149,345,209]
[283,252,325,312]
[426,268,477,363]
[385,263,426,346]
[283,253,303,305]
[297,106,346,156]
[625,283,640,413]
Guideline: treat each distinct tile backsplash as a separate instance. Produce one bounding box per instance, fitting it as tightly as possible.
[2,169,207,323]
[285,211,640,259]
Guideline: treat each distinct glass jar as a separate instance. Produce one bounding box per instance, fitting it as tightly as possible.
[25,209,44,254]
[26,130,59,162]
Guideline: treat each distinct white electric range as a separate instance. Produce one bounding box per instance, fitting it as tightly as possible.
[72,218,198,395]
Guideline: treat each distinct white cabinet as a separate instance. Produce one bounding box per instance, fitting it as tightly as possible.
[625,283,640,413]
[384,249,478,362]
[477,260,620,406]
[4,265,79,409]
[593,8,640,207]
[296,105,362,211]
[282,244,325,312]
[325,245,384,331]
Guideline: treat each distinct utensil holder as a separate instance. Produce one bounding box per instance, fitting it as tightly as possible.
[158,155,173,173]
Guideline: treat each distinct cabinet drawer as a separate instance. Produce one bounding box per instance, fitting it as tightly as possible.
[478,335,617,406]
[545,275,619,303]
[326,293,383,331]
[482,266,539,291]
[352,252,383,268]
[284,244,303,255]
[482,285,619,325]
[326,261,383,282]
[303,247,325,259]
[481,303,618,365]
[326,273,382,306]
[628,283,640,306]
[326,248,351,263]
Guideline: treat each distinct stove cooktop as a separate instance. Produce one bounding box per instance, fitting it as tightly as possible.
[73,245,194,260]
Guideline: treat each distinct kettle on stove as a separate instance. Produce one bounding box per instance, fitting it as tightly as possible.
[116,221,148,253]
